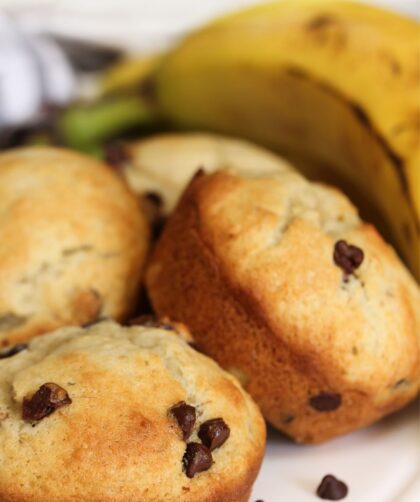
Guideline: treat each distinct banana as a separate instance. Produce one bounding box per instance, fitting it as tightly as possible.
[100,55,161,96]
[154,0,420,278]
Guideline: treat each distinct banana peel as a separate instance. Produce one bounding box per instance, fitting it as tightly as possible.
[57,95,156,153]
[100,55,161,96]
[153,0,420,278]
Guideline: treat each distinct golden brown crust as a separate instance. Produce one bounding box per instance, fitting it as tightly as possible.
[146,170,420,443]
[0,321,265,502]
[0,147,149,346]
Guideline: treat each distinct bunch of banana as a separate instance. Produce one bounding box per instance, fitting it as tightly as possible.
[149,0,419,279]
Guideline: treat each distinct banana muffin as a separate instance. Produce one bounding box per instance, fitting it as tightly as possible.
[0,147,148,346]
[146,169,420,443]
[108,133,293,232]
[0,320,265,502]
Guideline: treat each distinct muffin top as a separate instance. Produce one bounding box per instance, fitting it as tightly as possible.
[0,147,149,346]
[0,321,265,502]
[173,169,419,397]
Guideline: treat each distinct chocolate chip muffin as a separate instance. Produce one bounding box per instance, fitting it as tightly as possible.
[146,169,420,443]
[108,133,293,233]
[0,147,148,346]
[0,321,265,502]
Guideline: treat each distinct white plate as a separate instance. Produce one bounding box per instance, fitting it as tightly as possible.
[251,399,419,502]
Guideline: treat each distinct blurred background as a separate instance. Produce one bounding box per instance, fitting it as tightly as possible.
[0,0,418,52]
[0,0,418,142]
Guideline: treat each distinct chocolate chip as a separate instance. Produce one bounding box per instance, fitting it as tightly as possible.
[144,191,163,208]
[22,383,72,421]
[309,392,342,412]
[0,343,28,359]
[333,240,364,275]
[169,401,196,441]
[198,418,230,451]
[128,314,173,330]
[104,143,129,169]
[316,474,348,500]
[182,442,213,478]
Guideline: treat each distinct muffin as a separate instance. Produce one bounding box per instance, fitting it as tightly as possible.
[146,169,420,443]
[0,147,148,346]
[0,320,265,502]
[106,133,293,233]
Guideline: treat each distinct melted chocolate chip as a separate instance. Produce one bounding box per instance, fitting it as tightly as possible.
[170,401,196,441]
[198,418,230,451]
[128,314,173,330]
[0,343,28,359]
[316,474,348,500]
[183,442,213,478]
[144,191,163,208]
[22,383,72,421]
[333,240,364,275]
[309,392,342,412]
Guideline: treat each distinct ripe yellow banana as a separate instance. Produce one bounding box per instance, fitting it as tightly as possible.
[154,0,420,278]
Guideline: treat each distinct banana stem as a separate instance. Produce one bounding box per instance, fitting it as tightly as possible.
[57,95,158,152]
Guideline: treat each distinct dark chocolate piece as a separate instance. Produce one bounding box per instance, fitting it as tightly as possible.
[316,474,348,500]
[22,383,72,421]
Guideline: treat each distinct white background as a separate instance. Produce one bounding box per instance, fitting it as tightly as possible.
[0,0,418,51]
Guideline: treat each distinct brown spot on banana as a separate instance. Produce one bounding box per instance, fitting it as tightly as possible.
[306,15,337,31]
[379,51,402,76]
[305,14,347,51]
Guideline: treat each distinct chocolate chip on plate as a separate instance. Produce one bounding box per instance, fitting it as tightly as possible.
[182,442,213,478]
[309,392,342,412]
[333,240,364,275]
[198,418,230,451]
[0,343,28,359]
[169,401,196,440]
[316,474,348,500]
[22,383,72,421]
